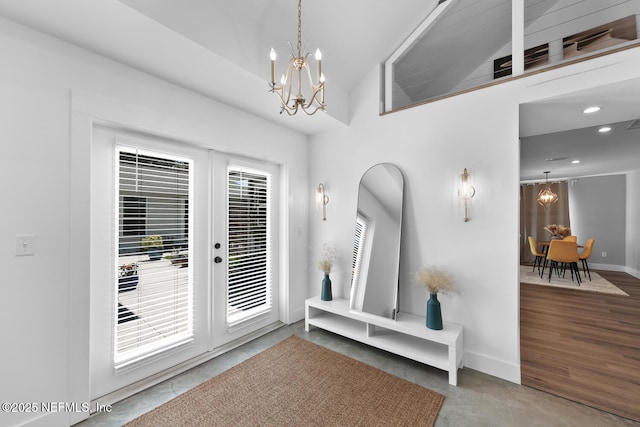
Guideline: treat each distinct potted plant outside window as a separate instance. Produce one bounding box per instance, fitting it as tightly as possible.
[118,262,139,292]
[141,235,164,261]
[164,249,189,268]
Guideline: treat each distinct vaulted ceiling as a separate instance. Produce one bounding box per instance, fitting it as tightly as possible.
[120,0,433,98]
[0,0,638,180]
[0,0,436,135]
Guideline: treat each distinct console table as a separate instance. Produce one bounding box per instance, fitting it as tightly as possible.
[305,296,463,385]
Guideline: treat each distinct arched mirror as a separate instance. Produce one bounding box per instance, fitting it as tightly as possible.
[349,163,404,319]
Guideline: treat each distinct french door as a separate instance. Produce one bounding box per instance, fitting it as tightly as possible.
[89,126,279,401]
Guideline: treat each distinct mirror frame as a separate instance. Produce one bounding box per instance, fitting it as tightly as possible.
[349,163,404,320]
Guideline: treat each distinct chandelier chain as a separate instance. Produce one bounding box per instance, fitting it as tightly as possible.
[297,0,302,57]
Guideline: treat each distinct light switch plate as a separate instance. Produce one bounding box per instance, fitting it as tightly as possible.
[15,234,36,256]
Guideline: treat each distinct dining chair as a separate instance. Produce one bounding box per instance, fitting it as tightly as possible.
[579,238,595,281]
[563,235,577,242]
[544,240,582,285]
[527,236,546,276]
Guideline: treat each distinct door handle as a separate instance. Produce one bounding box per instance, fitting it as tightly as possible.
[214,256,223,263]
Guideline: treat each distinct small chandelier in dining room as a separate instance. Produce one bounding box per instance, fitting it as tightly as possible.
[269,0,325,115]
[537,171,559,209]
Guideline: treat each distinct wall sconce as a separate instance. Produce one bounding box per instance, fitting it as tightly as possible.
[317,183,329,221]
[458,168,476,222]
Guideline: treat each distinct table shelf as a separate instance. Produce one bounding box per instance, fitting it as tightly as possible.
[305,296,463,385]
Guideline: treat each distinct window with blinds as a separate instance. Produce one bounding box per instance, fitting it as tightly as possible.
[352,215,368,287]
[227,166,272,326]
[115,147,193,366]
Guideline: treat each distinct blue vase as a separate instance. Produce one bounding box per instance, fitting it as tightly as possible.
[426,293,443,330]
[321,274,332,301]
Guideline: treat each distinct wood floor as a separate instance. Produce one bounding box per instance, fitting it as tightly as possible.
[520,268,640,422]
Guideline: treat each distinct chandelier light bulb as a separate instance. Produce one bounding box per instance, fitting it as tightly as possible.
[315,48,322,60]
[539,192,554,203]
[270,47,277,85]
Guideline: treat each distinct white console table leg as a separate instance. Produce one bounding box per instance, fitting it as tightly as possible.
[448,345,456,385]
[447,330,463,386]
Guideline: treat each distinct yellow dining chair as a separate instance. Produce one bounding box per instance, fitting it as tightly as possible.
[579,238,595,281]
[563,235,577,242]
[527,236,546,276]
[545,240,582,285]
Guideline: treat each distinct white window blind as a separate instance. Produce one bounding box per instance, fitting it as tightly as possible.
[115,147,193,366]
[352,214,368,287]
[227,166,272,326]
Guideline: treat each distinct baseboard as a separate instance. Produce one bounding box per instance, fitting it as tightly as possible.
[625,266,640,279]
[586,263,640,279]
[463,350,521,384]
[290,306,305,323]
[589,262,626,272]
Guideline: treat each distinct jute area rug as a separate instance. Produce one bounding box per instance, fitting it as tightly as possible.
[520,265,628,296]
[124,335,444,427]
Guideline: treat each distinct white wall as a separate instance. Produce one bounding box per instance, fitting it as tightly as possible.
[0,17,308,427]
[568,175,626,268]
[308,46,640,384]
[627,169,640,277]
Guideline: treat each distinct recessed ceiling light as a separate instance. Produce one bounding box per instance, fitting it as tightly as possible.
[598,126,612,133]
[572,160,580,164]
[582,106,601,114]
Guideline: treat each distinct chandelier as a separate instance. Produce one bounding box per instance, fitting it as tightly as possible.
[269,0,325,115]
[537,171,559,208]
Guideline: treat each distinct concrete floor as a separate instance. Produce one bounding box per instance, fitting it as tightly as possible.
[75,321,639,427]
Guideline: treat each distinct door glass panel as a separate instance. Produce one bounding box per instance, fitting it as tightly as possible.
[226,166,272,326]
[115,147,193,366]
